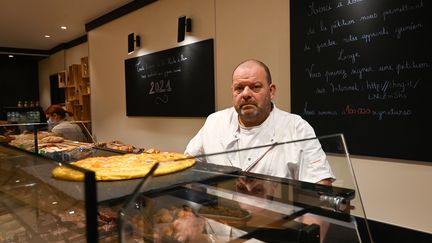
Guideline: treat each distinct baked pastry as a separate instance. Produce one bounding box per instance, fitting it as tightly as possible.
[51,151,195,181]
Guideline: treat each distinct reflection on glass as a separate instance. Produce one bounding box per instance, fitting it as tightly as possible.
[118,134,371,243]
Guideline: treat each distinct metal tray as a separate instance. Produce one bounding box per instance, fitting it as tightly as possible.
[21,161,240,202]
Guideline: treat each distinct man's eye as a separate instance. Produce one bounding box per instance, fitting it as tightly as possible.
[234,86,243,92]
[252,85,262,92]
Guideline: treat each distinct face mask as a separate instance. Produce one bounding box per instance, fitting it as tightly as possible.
[47,119,56,131]
[47,119,55,125]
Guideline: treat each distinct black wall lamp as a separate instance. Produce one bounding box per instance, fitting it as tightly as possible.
[128,33,141,54]
[177,16,192,42]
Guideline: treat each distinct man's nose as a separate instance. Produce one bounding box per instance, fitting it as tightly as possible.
[241,86,253,97]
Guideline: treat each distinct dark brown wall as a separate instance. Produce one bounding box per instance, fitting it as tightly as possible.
[0,54,41,119]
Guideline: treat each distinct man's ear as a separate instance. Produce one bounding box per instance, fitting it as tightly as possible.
[270,84,276,100]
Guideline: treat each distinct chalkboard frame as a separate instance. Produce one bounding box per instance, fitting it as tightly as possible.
[125,39,215,117]
[290,0,431,162]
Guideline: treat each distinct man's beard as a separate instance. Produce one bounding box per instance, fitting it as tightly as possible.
[240,106,259,118]
[235,100,273,126]
[236,103,263,123]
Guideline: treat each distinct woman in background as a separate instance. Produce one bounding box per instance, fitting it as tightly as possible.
[45,105,86,142]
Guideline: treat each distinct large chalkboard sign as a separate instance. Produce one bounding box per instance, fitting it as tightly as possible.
[290,0,431,162]
[125,39,215,117]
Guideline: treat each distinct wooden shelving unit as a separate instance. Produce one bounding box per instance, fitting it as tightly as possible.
[58,56,91,121]
[58,71,67,88]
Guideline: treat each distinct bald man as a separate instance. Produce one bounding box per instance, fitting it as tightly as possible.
[185,59,334,185]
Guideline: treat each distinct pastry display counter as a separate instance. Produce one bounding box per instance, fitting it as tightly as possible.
[0,122,94,162]
[119,169,366,243]
[0,145,99,242]
[0,145,241,242]
[117,134,372,243]
[0,125,372,242]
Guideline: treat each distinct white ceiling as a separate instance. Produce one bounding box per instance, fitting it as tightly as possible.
[0,0,133,52]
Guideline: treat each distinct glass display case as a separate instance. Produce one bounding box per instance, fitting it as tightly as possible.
[0,123,122,242]
[119,134,372,243]
[0,121,94,162]
[0,125,372,242]
[0,123,150,242]
[0,145,98,242]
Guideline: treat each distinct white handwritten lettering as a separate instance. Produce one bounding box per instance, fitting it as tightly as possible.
[330,82,359,92]
[382,0,423,21]
[307,26,316,35]
[316,39,337,52]
[303,102,316,116]
[351,66,373,79]
[316,88,326,94]
[361,27,389,43]
[320,20,328,32]
[359,13,378,21]
[395,22,423,39]
[307,2,332,16]
[346,0,364,6]
[372,108,412,120]
[149,79,172,95]
[330,19,355,34]
[396,60,429,75]
[325,69,347,82]
[343,34,358,43]
[305,64,322,78]
[337,49,360,64]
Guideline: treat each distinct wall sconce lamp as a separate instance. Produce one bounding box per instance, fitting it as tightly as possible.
[128,33,141,54]
[177,16,192,42]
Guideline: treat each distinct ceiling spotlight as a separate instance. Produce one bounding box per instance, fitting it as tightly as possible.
[60,26,67,30]
[8,55,14,58]
[44,35,51,38]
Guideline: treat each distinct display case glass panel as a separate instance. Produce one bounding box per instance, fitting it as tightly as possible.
[1,125,372,242]
[0,145,98,242]
[0,122,94,162]
[119,134,372,243]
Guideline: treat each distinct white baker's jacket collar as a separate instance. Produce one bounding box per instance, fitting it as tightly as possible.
[222,106,278,151]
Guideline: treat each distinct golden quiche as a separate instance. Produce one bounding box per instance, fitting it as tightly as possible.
[51,152,195,181]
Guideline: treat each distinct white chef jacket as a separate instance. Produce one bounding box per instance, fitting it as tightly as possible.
[185,106,335,183]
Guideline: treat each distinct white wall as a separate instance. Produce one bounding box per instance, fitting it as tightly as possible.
[38,50,65,109]
[351,157,432,233]
[88,0,213,150]
[327,153,432,233]
[87,0,291,151]
[215,0,291,111]
[38,42,88,110]
[65,42,88,68]
[39,0,432,235]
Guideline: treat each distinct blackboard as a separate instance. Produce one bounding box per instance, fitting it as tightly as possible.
[290,0,431,162]
[125,39,215,117]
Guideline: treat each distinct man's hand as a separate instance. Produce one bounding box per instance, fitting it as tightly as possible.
[317,178,333,186]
